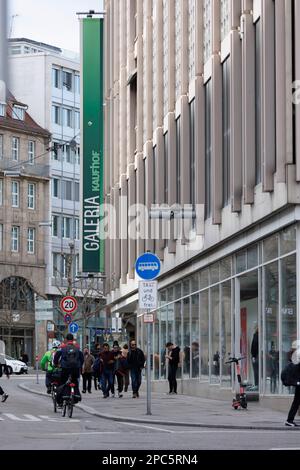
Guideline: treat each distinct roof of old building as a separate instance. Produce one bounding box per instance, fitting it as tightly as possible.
[0,91,51,139]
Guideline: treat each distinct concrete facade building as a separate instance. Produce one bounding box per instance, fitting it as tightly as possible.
[104,0,300,409]
[0,91,51,361]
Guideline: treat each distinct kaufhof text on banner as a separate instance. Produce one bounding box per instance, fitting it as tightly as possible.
[80,14,104,273]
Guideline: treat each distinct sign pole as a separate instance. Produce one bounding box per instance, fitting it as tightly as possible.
[146,309,151,415]
[35,318,39,385]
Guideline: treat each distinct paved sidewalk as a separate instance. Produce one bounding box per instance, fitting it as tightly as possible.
[19,378,299,431]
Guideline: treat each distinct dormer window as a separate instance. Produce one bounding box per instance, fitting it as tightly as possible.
[13,105,25,121]
[0,103,5,117]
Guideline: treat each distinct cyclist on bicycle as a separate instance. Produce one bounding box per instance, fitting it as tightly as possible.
[53,333,84,405]
[40,340,61,394]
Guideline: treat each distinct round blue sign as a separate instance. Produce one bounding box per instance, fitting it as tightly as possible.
[68,322,79,334]
[135,252,161,280]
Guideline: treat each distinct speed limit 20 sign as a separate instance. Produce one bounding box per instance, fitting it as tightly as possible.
[60,296,78,314]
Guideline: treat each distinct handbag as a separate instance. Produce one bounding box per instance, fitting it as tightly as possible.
[281,362,300,387]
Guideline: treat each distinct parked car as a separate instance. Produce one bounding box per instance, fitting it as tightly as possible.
[5,355,28,374]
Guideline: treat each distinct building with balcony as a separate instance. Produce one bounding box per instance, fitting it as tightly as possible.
[104,0,300,409]
[0,91,51,361]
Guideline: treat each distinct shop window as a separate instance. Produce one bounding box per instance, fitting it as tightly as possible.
[210,286,220,384]
[220,257,232,281]
[200,290,209,379]
[280,226,296,256]
[182,296,191,378]
[175,283,182,300]
[174,301,182,377]
[183,279,190,296]
[167,286,174,303]
[236,251,246,274]
[264,262,279,395]
[191,274,199,293]
[191,294,200,379]
[200,268,210,289]
[221,282,232,388]
[281,255,297,395]
[247,245,258,269]
[210,263,220,284]
[263,234,279,263]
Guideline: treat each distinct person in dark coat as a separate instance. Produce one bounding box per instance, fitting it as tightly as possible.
[0,363,9,402]
[285,341,300,427]
[165,342,181,394]
[127,340,145,398]
[251,325,259,387]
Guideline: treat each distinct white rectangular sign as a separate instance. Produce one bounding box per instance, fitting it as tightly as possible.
[144,313,154,323]
[139,281,158,310]
[36,311,53,321]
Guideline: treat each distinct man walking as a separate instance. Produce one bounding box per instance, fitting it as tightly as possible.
[165,342,181,394]
[81,347,95,394]
[99,343,115,398]
[127,340,145,398]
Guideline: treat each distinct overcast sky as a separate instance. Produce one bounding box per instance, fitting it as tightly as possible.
[9,0,103,53]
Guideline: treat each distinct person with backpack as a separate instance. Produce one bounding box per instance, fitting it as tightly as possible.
[40,340,61,394]
[54,333,84,405]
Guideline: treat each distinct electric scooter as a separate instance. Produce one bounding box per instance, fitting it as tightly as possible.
[225,356,247,410]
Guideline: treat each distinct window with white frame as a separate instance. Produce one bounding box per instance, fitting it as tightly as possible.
[27,228,35,254]
[52,215,58,237]
[27,183,35,209]
[203,0,212,63]
[0,224,2,251]
[63,108,72,128]
[62,71,72,91]
[52,68,60,88]
[11,226,19,252]
[62,180,72,201]
[12,137,19,161]
[221,0,231,41]
[188,0,196,83]
[0,179,3,206]
[11,181,19,207]
[0,103,5,117]
[61,255,67,278]
[52,105,61,125]
[62,217,71,238]
[65,145,72,163]
[0,134,3,159]
[13,106,25,121]
[52,253,59,277]
[74,182,79,202]
[74,218,79,239]
[175,0,182,101]
[75,110,80,129]
[28,140,35,164]
[75,75,80,94]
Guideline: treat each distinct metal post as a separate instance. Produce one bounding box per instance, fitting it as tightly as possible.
[146,310,151,415]
[35,319,39,384]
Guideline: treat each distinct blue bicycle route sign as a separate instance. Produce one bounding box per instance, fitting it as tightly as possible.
[68,322,79,334]
[135,252,161,280]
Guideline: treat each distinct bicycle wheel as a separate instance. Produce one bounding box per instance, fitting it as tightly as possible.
[68,397,74,418]
[62,401,67,417]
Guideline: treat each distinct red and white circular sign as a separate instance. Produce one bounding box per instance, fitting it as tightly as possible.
[60,296,78,314]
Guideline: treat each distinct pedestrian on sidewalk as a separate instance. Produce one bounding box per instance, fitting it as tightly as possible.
[112,341,126,398]
[127,339,145,398]
[121,344,130,392]
[285,340,300,427]
[99,343,115,398]
[0,362,10,402]
[81,347,95,394]
[165,342,181,394]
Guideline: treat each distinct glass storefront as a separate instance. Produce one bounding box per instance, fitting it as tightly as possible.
[137,224,297,396]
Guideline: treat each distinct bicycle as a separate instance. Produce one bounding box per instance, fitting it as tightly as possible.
[61,377,77,418]
[225,356,247,410]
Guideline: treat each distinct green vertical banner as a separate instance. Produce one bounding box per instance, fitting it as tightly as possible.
[80,17,104,273]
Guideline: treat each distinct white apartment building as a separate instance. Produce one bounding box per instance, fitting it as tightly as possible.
[104,0,300,410]
[8,38,81,300]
